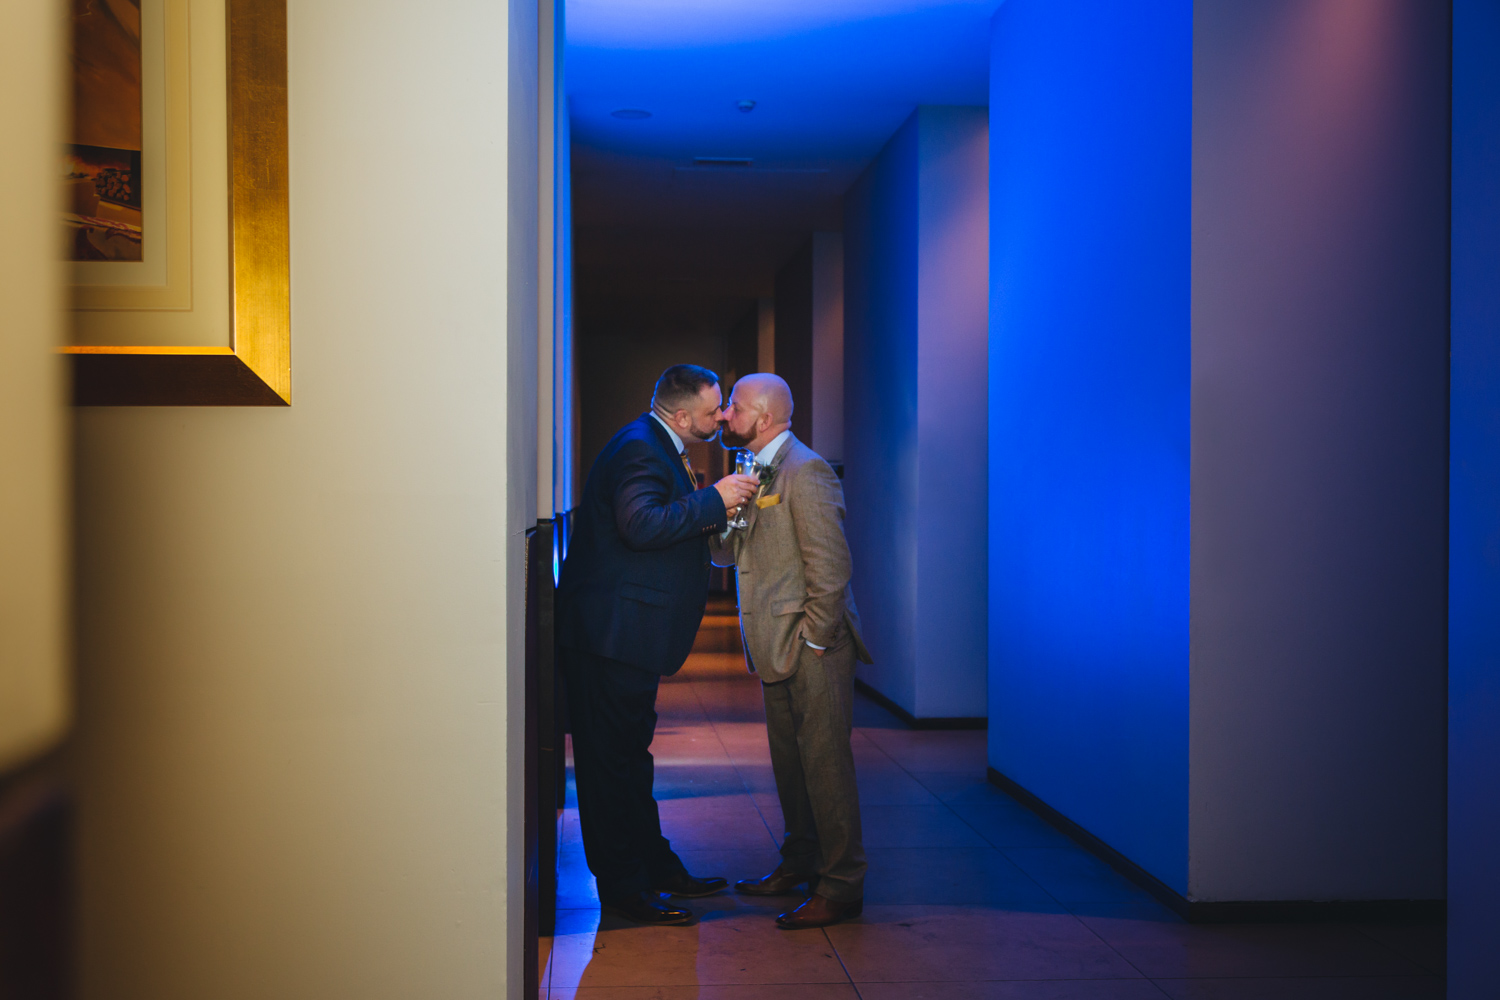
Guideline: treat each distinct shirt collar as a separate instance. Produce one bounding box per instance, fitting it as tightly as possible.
[649,411,686,454]
[755,429,792,468]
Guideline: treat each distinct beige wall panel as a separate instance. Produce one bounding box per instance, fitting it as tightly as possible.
[0,0,70,771]
[71,0,529,996]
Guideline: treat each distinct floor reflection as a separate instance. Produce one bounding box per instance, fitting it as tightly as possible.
[540,599,1444,999]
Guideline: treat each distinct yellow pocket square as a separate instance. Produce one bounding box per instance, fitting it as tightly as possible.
[756,493,781,509]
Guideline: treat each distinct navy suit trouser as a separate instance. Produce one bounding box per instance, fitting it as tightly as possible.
[561,645,687,902]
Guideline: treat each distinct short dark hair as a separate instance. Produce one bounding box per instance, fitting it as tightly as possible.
[651,364,720,414]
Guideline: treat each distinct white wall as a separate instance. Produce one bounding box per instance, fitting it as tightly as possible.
[811,231,844,464]
[70,2,537,999]
[0,0,69,772]
[538,0,558,516]
[554,88,577,513]
[757,296,776,373]
[987,0,1446,903]
[914,106,988,719]
[539,0,575,518]
[1189,0,1449,901]
[845,106,988,721]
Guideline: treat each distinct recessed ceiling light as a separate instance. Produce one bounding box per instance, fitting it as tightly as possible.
[737,100,757,112]
[611,108,652,119]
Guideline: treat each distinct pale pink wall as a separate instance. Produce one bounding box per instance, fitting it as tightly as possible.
[1189,0,1449,901]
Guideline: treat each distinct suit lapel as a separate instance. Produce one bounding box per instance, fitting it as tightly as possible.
[643,412,696,495]
[744,435,796,538]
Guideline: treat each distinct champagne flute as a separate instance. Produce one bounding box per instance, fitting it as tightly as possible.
[728,448,756,529]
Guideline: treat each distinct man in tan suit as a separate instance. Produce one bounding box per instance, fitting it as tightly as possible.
[711,373,872,929]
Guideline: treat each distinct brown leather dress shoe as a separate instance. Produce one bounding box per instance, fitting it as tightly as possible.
[600,891,694,926]
[735,866,818,896]
[775,893,863,930]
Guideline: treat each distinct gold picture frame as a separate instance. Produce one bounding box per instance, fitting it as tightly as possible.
[65,0,289,406]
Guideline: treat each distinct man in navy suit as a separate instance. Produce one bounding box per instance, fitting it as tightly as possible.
[557,364,759,925]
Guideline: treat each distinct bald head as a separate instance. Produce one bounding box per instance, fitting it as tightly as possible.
[735,373,794,424]
[721,373,795,452]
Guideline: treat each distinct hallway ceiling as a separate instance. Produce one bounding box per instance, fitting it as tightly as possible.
[568,0,1000,303]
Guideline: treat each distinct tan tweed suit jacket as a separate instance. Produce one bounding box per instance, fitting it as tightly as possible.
[710,434,871,683]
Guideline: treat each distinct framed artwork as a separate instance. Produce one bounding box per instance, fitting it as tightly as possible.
[64,0,289,405]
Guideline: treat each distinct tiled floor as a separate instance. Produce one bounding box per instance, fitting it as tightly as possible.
[540,604,1445,999]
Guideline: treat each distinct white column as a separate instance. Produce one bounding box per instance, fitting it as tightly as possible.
[757,296,775,372]
[811,231,844,464]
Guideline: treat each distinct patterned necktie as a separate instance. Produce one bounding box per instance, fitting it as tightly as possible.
[680,451,696,489]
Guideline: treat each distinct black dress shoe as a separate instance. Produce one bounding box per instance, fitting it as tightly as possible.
[735,866,818,896]
[655,871,729,898]
[600,891,694,925]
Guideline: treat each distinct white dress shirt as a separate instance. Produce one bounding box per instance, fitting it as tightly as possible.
[649,411,686,454]
[754,428,793,468]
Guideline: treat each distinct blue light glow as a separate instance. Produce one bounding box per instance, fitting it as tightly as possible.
[1449,0,1500,984]
[568,0,1001,172]
[570,0,1001,49]
[986,0,1192,893]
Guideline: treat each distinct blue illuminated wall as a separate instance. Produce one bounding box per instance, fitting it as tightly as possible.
[845,106,988,721]
[845,111,921,716]
[986,0,1191,891]
[988,0,1448,901]
[1450,0,1500,989]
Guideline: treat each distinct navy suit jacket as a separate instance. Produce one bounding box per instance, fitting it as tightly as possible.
[557,413,729,675]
